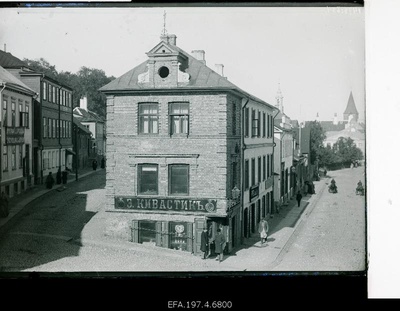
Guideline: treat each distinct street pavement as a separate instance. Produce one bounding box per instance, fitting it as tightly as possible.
[0,167,346,272]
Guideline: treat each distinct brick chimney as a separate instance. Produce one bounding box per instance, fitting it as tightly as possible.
[191,50,206,65]
[215,64,224,77]
[80,96,88,111]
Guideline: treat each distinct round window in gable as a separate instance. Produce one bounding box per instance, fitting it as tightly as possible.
[158,66,170,78]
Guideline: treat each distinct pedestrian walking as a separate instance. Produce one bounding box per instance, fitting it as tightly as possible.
[45,172,55,189]
[56,168,62,184]
[214,228,226,262]
[92,159,98,171]
[62,169,68,184]
[101,157,105,169]
[258,218,269,245]
[0,192,9,218]
[200,227,209,259]
[296,191,303,207]
[324,168,327,177]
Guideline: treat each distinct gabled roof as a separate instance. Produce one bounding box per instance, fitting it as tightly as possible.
[0,65,36,96]
[99,39,276,110]
[344,92,358,115]
[73,107,104,123]
[73,116,92,135]
[0,50,28,69]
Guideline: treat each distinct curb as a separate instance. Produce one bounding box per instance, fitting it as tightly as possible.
[266,181,328,269]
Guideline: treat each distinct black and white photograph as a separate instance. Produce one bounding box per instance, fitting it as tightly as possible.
[0,0,397,302]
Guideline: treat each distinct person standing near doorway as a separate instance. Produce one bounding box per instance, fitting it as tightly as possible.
[258,218,269,245]
[200,227,209,259]
[214,228,226,262]
[296,191,303,207]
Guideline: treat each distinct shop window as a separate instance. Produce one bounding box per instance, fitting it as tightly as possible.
[169,221,188,251]
[138,164,158,195]
[139,103,158,134]
[138,220,156,245]
[169,164,189,196]
[169,102,189,135]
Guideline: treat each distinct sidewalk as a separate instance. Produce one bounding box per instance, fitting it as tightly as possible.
[0,167,101,236]
[75,177,329,271]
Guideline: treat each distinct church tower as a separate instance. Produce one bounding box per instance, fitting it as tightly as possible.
[275,83,284,113]
[343,91,359,122]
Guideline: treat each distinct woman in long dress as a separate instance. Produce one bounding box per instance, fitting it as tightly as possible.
[258,218,269,245]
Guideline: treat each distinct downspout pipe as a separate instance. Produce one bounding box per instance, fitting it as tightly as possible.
[0,83,6,183]
[58,86,63,172]
[241,98,250,241]
[272,108,280,213]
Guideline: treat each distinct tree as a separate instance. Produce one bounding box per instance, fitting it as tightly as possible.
[23,58,115,118]
[23,58,59,81]
[333,137,364,166]
[309,121,326,165]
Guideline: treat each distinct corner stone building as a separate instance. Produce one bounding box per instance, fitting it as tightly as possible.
[100,34,276,255]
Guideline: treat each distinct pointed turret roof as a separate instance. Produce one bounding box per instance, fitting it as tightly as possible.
[344,92,358,115]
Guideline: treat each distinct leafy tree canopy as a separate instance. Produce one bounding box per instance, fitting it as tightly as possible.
[309,121,326,164]
[23,58,115,118]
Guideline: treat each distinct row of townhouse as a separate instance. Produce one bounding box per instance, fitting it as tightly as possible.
[99,33,311,256]
[0,49,105,199]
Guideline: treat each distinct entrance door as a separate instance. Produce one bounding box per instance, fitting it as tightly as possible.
[33,147,38,185]
[194,218,206,255]
[251,203,255,234]
[244,208,249,238]
[231,216,236,248]
[25,144,30,185]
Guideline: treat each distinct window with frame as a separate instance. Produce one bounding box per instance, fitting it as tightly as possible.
[43,118,47,138]
[263,155,266,181]
[232,102,236,135]
[25,103,29,128]
[52,86,56,103]
[169,102,189,135]
[48,118,52,138]
[3,145,8,171]
[2,99,7,126]
[245,160,249,190]
[263,112,266,137]
[251,109,258,138]
[251,158,255,186]
[19,145,23,168]
[43,82,47,101]
[257,111,261,137]
[138,164,158,195]
[11,146,16,170]
[169,164,189,196]
[11,101,16,127]
[52,119,56,138]
[245,107,249,137]
[18,102,22,127]
[139,103,159,134]
[258,157,262,184]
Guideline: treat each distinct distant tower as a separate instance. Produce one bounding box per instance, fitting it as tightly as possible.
[275,83,284,113]
[333,112,338,125]
[343,91,359,122]
[316,112,320,122]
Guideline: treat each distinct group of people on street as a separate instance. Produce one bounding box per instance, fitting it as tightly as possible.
[45,168,69,189]
[200,227,226,262]
[92,157,106,171]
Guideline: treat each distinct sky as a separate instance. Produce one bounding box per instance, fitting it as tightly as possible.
[0,4,365,123]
